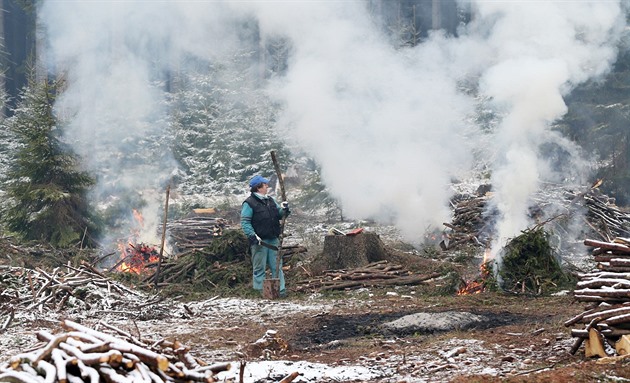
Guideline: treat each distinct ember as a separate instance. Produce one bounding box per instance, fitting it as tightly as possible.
[116,242,159,274]
[457,279,485,295]
[457,249,493,295]
[113,208,160,274]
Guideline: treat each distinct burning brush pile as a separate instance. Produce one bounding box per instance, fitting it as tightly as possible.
[109,210,251,291]
[0,319,231,383]
[443,183,630,253]
[111,217,306,293]
[455,226,575,296]
[456,256,493,295]
[446,183,630,296]
[114,242,160,274]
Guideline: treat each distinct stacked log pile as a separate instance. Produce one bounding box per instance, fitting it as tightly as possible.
[295,260,441,292]
[443,194,489,249]
[444,186,630,251]
[0,319,231,383]
[582,191,630,240]
[450,195,488,235]
[167,217,229,252]
[166,217,306,258]
[566,237,630,358]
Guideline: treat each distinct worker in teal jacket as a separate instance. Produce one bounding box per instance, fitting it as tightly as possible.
[241,175,290,297]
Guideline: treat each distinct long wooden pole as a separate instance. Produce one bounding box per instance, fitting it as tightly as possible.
[270,150,287,279]
[270,150,287,243]
[154,184,171,290]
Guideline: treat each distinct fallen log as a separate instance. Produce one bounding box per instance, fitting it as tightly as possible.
[319,272,441,291]
[279,371,302,383]
[611,259,630,267]
[579,306,630,324]
[597,266,630,273]
[614,238,630,246]
[584,239,630,254]
[577,279,630,289]
[580,271,630,280]
[604,312,630,326]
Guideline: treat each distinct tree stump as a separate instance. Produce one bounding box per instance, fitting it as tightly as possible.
[314,232,389,273]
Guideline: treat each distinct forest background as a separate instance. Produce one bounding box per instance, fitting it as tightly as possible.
[0,0,629,250]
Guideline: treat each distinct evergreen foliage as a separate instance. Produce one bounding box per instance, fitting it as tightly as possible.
[1,77,99,247]
[498,227,574,295]
[294,158,342,220]
[0,92,10,181]
[142,229,251,296]
[167,52,289,196]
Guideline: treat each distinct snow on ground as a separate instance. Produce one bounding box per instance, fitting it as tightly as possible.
[215,360,383,382]
[0,290,578,382]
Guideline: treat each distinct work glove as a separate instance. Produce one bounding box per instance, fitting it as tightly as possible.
[281,201,290,215]
[248,235,260,246]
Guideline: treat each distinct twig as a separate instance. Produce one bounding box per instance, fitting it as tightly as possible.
[135,296,166,310]
[80,227,88,249]
[239,360,246,383]
[515,363,556,376]
[108,254,133,272]
[91,252,116,268]
[0,308,15,333]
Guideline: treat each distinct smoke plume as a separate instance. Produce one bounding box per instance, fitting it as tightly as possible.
[38,1,627,251]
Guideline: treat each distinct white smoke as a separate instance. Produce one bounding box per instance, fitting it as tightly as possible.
[38,1,627,250]
[251,2,477,240]
[464,1,626,251]
[252,0,626,248]
[39,2,242,247]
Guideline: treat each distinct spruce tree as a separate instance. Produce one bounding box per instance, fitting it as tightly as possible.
[168,51,286,196]
[1,77,99,247]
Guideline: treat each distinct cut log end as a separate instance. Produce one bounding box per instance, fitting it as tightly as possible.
[616,335,630,356]
[585,328,608,358]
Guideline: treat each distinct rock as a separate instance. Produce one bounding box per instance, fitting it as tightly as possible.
[380,311,489,335]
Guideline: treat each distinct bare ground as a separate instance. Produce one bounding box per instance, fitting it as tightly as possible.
[1,224,630,382]
[3,287,628,382]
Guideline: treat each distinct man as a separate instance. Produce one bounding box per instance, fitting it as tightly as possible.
[241,174,290,296]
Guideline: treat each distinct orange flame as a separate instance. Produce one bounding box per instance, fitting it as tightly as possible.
[115,210,159,274]
[457,248,492,295]
[117,243,159,274]
[132,209,144,227]
[457,280,485,295]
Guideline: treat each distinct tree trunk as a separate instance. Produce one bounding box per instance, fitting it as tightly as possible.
[315,232,389,272]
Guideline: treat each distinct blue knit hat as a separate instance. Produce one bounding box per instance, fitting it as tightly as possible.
[249,175,270,188]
